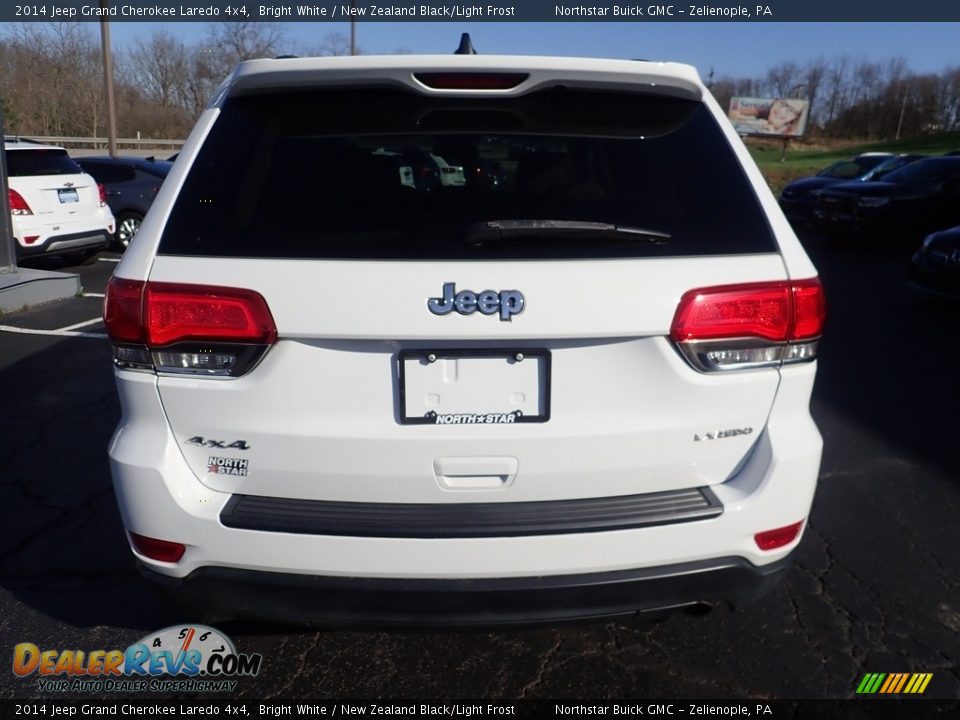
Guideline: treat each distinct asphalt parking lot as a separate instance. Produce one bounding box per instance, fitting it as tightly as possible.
[1,234,958,701]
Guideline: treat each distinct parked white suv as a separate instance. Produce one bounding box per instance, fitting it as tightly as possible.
[5,139,114,262]
[104,50,825,625]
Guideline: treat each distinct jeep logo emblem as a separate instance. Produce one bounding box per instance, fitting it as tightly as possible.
[428,282,524,322]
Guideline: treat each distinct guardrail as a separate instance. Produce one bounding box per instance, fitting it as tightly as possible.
[6,135,185,149]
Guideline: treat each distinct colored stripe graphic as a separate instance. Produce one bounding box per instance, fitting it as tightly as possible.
[856,673,884,694]
[856,672,932,694]
[878,674,895,693]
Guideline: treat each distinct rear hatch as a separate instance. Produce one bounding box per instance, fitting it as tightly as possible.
[144,69,792,504]
[6,147,101,225]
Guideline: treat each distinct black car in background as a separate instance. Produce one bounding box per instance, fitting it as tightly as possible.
[812,156,960,241]
[779,153,925,224]
[74,156,172,250]
[910,225,960,300]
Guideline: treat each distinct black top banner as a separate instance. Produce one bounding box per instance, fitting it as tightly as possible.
[5,0,960,22]
[2,699,960,720]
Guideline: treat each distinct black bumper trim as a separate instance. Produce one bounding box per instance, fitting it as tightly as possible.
[141,556,791,627]
[220,487,723,538]
[18,229,110,257]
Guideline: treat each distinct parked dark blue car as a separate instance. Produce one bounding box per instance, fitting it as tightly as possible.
[910,225,960,300]
[779,153,924,225]
[75,156,172,250]
[813,156,960,241]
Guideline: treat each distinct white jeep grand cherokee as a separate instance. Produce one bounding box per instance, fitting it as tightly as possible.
[104,50,825,625]
[5,139,114,262]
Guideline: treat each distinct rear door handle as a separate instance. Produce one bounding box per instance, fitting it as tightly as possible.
[434,457,518,489]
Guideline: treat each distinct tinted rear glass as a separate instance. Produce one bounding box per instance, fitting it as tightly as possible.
[881,158,960,189]
[137,160,173,178]
[159,87,777,260]
[6,148,83,176]
[78,161,136,184]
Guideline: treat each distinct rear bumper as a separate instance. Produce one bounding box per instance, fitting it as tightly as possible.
[17,228,111,258]
[142,555,792,627]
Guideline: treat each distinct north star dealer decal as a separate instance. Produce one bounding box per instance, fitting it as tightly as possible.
[208,457,249,476]
[426,410,522,425]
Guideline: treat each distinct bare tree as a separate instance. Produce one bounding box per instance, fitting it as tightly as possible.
[313,32,353,57]
[204,21,287,75]
[127,30,189,112]
[766,61,802,98]
[1,23,102,137]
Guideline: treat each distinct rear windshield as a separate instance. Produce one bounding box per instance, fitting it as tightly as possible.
[880,158,960,189]
[818,156,888,180]
[158,87,777,260]
[6,148,83,177]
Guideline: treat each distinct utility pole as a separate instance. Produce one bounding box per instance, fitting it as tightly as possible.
[0,113,17,272]
[350,0,357,55]
[895,91,908,140]
[99,0,118,157]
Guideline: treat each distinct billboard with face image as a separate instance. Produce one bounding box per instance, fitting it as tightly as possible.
[728,97,810,137]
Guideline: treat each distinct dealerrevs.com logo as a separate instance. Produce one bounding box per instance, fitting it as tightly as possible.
[13,625,262,693]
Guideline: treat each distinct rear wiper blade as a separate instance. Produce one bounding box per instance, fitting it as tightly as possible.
[465,219,670,245]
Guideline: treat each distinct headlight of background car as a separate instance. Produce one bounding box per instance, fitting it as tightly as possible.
[857,196,890,207]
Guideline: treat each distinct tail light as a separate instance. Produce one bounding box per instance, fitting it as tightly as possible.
[97,183,107,207]
[104,278,277,377]
[129,533,186,563]
[9,189,33,215]
[671,278,825,372]
[755,520,804,551]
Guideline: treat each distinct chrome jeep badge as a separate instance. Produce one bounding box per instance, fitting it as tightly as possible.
[428,282,524,322]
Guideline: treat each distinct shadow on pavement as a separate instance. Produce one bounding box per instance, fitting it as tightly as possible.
[0,334,176,631]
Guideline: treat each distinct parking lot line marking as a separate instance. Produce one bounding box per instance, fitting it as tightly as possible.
[82,292,105,298]
[0,325,106,339]
[98,257,121,263]
[56,317,105,332]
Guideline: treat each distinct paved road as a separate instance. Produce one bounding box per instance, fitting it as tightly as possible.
[1,236,958,700]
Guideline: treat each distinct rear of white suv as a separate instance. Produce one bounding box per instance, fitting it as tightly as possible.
[105,54,824,625]
[6,140,114,261]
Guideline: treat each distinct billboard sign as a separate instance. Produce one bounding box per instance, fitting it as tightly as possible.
[728,96,810,137]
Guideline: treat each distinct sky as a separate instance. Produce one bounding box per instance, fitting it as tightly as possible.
[105,21,960,79]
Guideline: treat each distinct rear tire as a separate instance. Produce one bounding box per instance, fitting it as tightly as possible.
[114,211,144,251]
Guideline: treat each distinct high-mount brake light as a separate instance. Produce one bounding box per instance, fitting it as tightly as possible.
[670,278,825,372]
[104,278,277,377]
[414,73,529,90]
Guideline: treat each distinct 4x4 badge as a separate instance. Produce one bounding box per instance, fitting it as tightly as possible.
[428,282,524,322]
[186,436,250,450]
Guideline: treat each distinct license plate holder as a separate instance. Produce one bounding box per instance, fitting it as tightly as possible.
[398,349,551,425]
[58,188,79,204]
